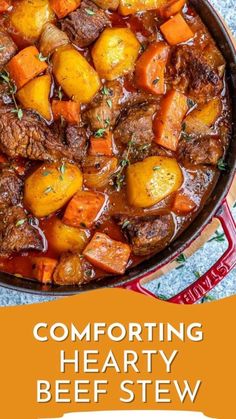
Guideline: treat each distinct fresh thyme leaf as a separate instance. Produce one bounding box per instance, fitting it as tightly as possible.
[101,86,110,95]
[42,170,52,177]
[193,271,201,279]
[85,8,95,15]
[176,253,187,264]
[217,158,227,171]
[187,98,195,108]
[58,86,63,101]
[106,99,112,108]
[122,220,130,229]
[85,269,93,277]
[94,128,106,137]
[11,108,23,120]
[201,294,215,303]
[152,77,160,85]
[158,294,168,301]
[153,166,161,171]
[59,162,66,175]
[96,115,102,122]
[44,186,54,194]
[36,52,48,62]
[15,218,26,227]
[104,117,110,127]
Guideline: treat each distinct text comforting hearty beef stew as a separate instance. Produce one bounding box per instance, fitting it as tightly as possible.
[0,0,231,286]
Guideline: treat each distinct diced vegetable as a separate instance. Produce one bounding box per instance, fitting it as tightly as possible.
[89,132,113,156]
[172,192,196,214]
[47,218,89,254]
[63,191,106,228]
[160,13,194,46]
[17,75,52,121]
[153,89,188,151]
[159,0,186,18]
[92,0,119,10]
[53,253,83,285]
[50,0,81,18]
[92,28,140,81]
[0,0,11,13]
[24,162,83,217]
[135,42,170,95]
[83,232,131,274]
[184,98,222,136]
[52,100,80,123]
[32,257,58,283]
[7,46,48,89]
[52,45,101,103]
[10,0,55,42]
[39,23,70,57]
[126,156,183,208]
[83,156,118,189]
[119,0,165,15]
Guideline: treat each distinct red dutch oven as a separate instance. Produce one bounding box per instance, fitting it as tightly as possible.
[0,0,236,303]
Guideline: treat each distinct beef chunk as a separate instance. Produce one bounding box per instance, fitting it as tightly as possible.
[178,137,223,166]
[61,0,109,48]
[53,253,95,286]
[0,164,23,209]
[115,214,174,256]
[82,81,122,131]
[0,81,11,106]
[65,124,88,162]
[0,206,43,256]
[0,108,74,161]
[168,45,223,103]
[0,32,17,68]
[114,103,157,146]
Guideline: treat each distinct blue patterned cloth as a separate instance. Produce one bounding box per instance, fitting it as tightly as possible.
[0,0,235,306]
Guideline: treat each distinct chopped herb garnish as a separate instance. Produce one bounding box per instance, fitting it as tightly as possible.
[175,253,187,268]
[187,98,196,109]
[11,108,23,120]
[58,86,63,101]
[36,52,48,62]
[85,269,93,278]
[158,294,168,301]
[152,77,160,85]
[104,117,110,127]
[217,158,227,171]
[106,99,112,108]
[96,115,102,122]
[101,86,110,96]
[208,230,225,243]
[122,220,130,229]
[0,70,23,120]
[201,294,215,303]
[42,170,52,177]
[113,139,134,191]
[15,218,26,227]
[193,271,201,279]
[59,162,66,175]
[85,8,95,15]
[44,186,54,194]
[94,128,106,137]
[153,165,161,171]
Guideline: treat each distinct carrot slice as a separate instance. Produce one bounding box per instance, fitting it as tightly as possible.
[172,192,196,214]
[7,46,48,89]
[63,191,106,228]
[0,0,11,12]
[135,42,170,95]
[52,100,80,123]
[89,132,113,156]
[159,0,186,18]
[32,257,58,284]
[153,89,188,151]
[83,232,131,274]
[50,0,81,19]
[160,13,194,46]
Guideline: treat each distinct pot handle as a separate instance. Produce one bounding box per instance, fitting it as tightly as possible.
[120,200,236,304]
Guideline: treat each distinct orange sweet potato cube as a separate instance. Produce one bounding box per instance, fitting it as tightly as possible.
[63,191,106,228]
[32,257,58,284]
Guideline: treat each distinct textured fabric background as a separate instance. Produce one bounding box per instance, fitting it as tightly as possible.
[0,0,235,306]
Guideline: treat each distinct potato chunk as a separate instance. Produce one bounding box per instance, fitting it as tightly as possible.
[17,75,52,121]
[119,0,166,15]
[52,45,101,103]
[47,218,89,254]
[10,0,55,42]
[127,156,183,208]
[184,98,222,136]
[24,162,83,217]
[92,28,140,81]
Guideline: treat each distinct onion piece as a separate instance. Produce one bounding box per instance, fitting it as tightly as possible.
[39,23,69,57]
[83,156,118,189]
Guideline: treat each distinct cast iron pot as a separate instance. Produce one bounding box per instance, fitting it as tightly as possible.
[0,0,236,303]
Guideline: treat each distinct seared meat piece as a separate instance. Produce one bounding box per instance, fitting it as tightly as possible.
[0,164,23,209]
[82,81,122,131]
[168,45,223,103]
[115,214,174,256]
[0,108,74,161]
[65,125,88,162]
[61,0,109,48]
[0,206,43,256]
[53,253,95,286]
[0,82,11,106]
[0,32,17,68]
[178,137,223,166]
[114,103,157,146]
